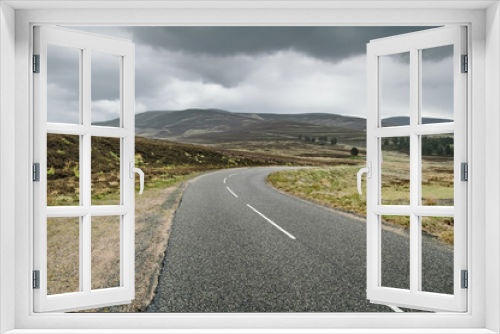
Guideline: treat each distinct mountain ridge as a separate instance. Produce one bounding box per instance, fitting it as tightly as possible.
[95,108,452,145]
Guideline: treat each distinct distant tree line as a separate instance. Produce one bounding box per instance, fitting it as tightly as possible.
[382,136,453,157]
[382,137,410,153]
[298,135,337,145]
[422,136,453,156]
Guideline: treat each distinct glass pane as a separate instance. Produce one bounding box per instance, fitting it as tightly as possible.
[381,215,410,290]
[47,217,80,295]
[91,51,121,126]
[91,216,121,290]
[47,134,80,206]
[421,134,454,206]
[47,44,80,124]
[421,45,454,123]
[380,52,410,127]
[91,137,121,205]
[421,216,454,294]
[381,137,410,205]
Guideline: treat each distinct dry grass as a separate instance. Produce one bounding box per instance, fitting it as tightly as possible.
[91,216,121,290]
[267,165,369,216]
[380,150,454,207]
[46,134,288,310]
[47,172,199,311]
[47,217,80,295]
[266,152,455,245]
[88,181,191,312]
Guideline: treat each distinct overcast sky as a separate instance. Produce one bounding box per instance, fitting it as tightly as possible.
[47,26,454,123]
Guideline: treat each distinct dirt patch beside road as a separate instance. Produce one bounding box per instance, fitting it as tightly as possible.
[82,182,188,312]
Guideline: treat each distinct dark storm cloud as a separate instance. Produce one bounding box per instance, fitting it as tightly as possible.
[47,44,80,123]
[46,46,121,103]
[51,26,453,121]
[91,52,121,101]
[47,45,122,123]
[125,26,436,62]
[422,44,454,62]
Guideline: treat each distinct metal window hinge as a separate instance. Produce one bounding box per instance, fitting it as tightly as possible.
[33,54,40,73]
[461,162,468,181]
[33,270,40,289]
[461,270,468,289]
[461,54,468,73]
[33,163,40,182]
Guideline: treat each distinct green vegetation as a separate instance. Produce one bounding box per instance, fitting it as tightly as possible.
[383,135,454,157]
[267,165,368,215]
[267,149,455,245]
[47,134,311,206]
[422,136,454,157]
[47,110,458,311]
[47,133,288,309]
[298,135,338,146]
[382,137,410,153]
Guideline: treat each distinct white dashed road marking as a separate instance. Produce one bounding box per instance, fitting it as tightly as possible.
[226,187,239,198]
[388,305,404,312]
[246,204,296,240]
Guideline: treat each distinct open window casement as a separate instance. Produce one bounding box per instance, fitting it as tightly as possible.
[364,26,467,312]
[33,26,139,312]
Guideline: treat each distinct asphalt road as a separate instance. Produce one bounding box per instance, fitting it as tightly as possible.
[147,167,453,313]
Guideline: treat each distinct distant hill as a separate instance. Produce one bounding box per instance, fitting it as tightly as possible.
[96,108,369,131]
[95,108,369,144]
[94,109,452,147]
[382,116,453,126]
[252,112,368,130]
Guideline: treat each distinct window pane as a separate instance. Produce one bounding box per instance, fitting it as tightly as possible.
[91,137,121,205]
[421,45,454,123]
[91,51,121,126]
[421,134,454,206]
[47,134,80,206]
[91,216,121,290]
[47,217,80,295]
[421,216,454,294]
[381,215,410,290]
[47,44,80,124]
[380,52,410,127]
[381,137,410,205]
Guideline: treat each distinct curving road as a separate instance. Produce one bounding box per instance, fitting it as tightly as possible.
[147,167,453,313]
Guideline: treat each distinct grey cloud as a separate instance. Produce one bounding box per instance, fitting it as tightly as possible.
[47,44,80,100]
[91,52,121,101]
[422,44,454,62]
[51,26,452,121]
[125,26,436,62]
[421,54,454,119]
[46,41,122,123]
[47,44,80,123]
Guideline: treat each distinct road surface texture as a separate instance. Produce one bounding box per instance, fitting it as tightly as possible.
[147,167,453,313]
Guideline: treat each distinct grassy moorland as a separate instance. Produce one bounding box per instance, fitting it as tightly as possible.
[267,135,455,245]
[46,133,308,309]
[46,134,304,207]
[47,179,198,311]
[45,120,455,311]
[46,131,366,307]
[47,132,365,311]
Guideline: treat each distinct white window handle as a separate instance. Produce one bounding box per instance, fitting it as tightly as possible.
[357,162,372,195]
[129,162,145,195]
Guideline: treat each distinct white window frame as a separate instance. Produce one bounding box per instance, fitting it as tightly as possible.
[366,26,468,312]
[1,1,499,333]
[33,26,136,313]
